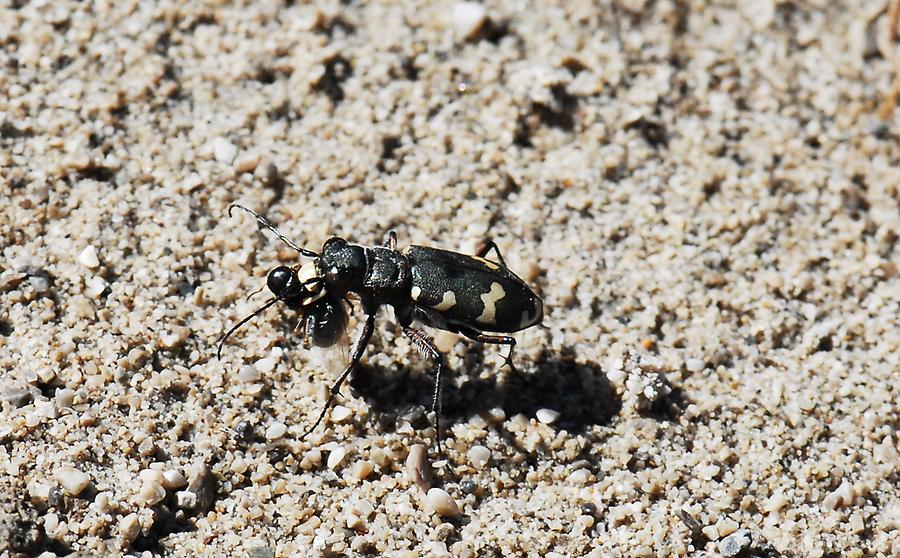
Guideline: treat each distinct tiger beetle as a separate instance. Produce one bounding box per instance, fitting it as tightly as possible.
[217,204,544,452]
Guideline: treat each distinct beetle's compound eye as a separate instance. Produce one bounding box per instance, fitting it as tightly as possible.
[266,266,294,297]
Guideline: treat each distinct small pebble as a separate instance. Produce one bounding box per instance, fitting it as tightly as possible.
[822,479,855,510]
[327,446,348,470]
[452,2,488,39]
[54,466,91,496]
[85,275,106,297]
[236,365,261,383]
[265,421,288,440]
[351,460,374,481]
[255,357,276,373]
[331,405,353,423]
[186,464,215,512]
[536,408,560,424]
[78,245,100,269]
[162,469,187,490]
[2,387,33,408]
[433,331,457,353]
[119,513,140,543]
[234,151,261,173]
[426,488,459,517]
[467,445,491,470]
[212,137,238,164]
[138,480,166,506]
[405,444,431,490]
[567,468,590,485]
[175,490,197,510]
[718,530,752,556]
[53,388,75,409]
[43,512,59,534]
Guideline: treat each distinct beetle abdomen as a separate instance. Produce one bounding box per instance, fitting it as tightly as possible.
[407,245,543,333]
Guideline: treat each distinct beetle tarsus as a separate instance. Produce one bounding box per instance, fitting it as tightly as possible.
[453,325,518,372]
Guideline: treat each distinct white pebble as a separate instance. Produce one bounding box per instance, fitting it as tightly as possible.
[138,480,166,506]
[234,152,260,173]
[567,468,591,485]
[536,408,560,424]
[265,421,287,440]
[452,2,487,39]
[426,487,459,517]
[433,331,458,353]
[54,388,75,409]
[85,275,106,297]
[327,446,348,470]
[405,444,431,490]
[331,405,353,423]
[255,357,276,373]
[822,479,855,510]
[345,512,364,530]
[607,368,626,384]
[175,490,197,509]
[467,445,491,470]
[212,137,238,164]
[43,512,59,534]
[119,513,140,543]
[351,460,374,481]
[236,365,261,383]
[78,245,100,269]
[54,466,90,496]
[685,358,705,372]
[162,469,187,490]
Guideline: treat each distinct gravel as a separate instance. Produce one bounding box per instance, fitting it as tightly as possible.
[1,1,898,556]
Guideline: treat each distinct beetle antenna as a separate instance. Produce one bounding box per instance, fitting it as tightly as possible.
[228,204,319,258]
[216,297,280,360]
[245,285,265,301]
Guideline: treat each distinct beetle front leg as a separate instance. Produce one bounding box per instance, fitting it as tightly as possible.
[300,313,375,440]
[453,325,518,372]
[475,238,507,267]
[402,327,446,454]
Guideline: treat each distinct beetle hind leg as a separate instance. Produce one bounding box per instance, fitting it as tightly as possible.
[402,327,446,454]
[475,238,507,267]
[453,325,518,372]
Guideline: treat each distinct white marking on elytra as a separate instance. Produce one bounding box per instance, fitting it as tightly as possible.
[411,286,422,301]
[477,282,506,324]
[432,291,457,311]
[472,255,500,270]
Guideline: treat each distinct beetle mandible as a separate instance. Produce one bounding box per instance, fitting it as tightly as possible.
[218,204,544,450]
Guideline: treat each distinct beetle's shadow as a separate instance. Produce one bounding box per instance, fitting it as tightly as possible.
[350,349,622,434]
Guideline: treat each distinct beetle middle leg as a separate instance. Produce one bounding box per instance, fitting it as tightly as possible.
[475,238,507,267]
[402,326,446,453]
[452,325,518,372]
[300,313,375,440]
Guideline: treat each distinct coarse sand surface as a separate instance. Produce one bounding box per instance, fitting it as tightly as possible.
[1,1,899,556]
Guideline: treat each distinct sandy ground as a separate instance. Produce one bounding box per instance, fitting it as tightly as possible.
[2,0,899,556]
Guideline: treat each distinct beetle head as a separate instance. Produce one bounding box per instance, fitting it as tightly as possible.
[266,265,319,309]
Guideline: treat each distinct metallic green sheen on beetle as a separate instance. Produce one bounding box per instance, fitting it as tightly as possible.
[218,205,544,451]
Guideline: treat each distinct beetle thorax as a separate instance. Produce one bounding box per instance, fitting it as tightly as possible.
[318,237,367,294]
